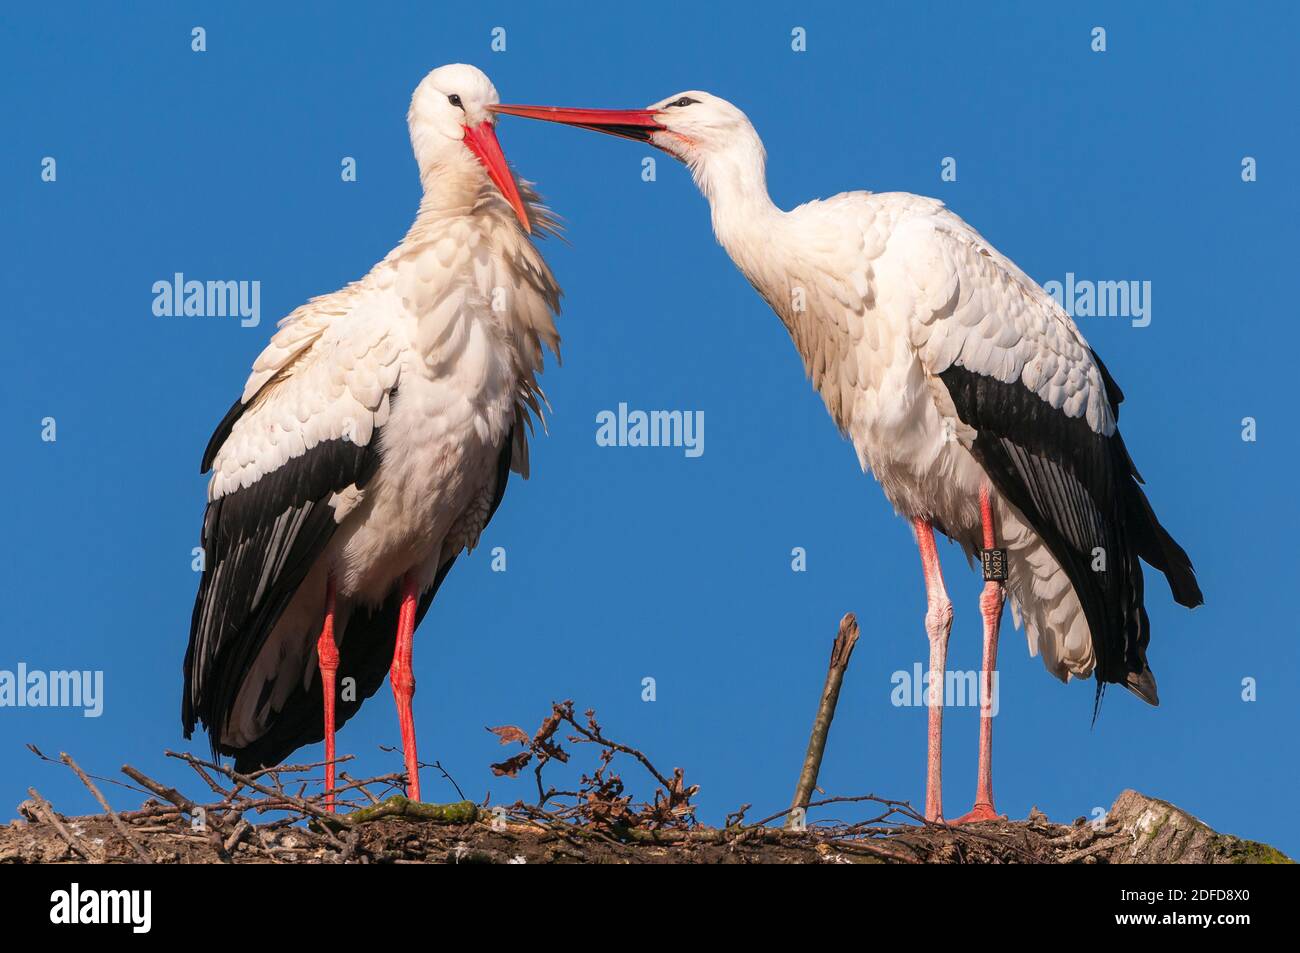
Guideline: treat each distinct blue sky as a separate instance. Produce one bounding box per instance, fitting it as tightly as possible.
[3,2,1296,855]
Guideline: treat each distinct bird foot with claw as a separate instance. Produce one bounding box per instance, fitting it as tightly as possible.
[950,802,1003,824]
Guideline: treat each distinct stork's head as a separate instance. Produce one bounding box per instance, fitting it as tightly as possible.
[490,90,764,189]
[408,64,531,231]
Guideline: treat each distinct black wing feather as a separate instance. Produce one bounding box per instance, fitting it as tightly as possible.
[225,427,516,771]
[182,409,386,758]
[200,396,247,474]
[938,362,1201,706]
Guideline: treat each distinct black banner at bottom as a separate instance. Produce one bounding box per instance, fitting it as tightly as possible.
[0,861,1286,939]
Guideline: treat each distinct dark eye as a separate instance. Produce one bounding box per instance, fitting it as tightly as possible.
[448,94,463,109]
[671,97,698,108]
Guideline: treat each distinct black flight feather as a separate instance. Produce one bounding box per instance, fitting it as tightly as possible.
[938,360,1201,711]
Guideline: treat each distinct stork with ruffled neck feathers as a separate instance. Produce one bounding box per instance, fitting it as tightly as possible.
[183,65,562,809]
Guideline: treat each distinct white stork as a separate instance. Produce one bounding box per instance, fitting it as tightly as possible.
[182,64,562,809]
[490,93,1202,822]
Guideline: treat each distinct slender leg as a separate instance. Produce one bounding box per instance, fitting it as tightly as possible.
[316,574,339,812]
[913,519,953,823]
[953,485,1006,824]
[390,572,421,801]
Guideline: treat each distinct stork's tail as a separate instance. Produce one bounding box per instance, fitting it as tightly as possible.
[994,470,1200,713]
[1101,462,1202,711]
[1125,479,1204,609]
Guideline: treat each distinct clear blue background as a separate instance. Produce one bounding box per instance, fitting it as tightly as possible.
[3,2,1296,855]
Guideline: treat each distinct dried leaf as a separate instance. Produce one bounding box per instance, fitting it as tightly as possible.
[487,725,530,746]
[490,752,532,778]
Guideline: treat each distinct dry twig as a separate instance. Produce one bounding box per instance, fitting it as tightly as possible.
[787,612,860,828]
[60,752,152,863]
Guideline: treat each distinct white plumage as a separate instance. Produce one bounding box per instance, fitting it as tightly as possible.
[718,187,1107,680]
[491,89,1200,823]
[184,65,561,801]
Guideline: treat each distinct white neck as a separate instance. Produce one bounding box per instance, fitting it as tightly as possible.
[416,162,484,220]
[689,131,783,264]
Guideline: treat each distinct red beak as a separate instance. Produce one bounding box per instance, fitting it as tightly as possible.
[488,104,665,144]
[462,120,531,233]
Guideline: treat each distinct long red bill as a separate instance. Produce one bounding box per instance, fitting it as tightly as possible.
[462,120,531,233]
[489,104,665,143]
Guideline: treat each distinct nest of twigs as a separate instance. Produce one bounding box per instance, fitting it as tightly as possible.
[2,701,1286,864]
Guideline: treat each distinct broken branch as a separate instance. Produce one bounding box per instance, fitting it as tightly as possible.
[786,612,860,828]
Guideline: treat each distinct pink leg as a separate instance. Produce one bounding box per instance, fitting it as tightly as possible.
[316,574,339,813]
[913,519,953,823]
[953,486,1006,824]
[391,572,421,801]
